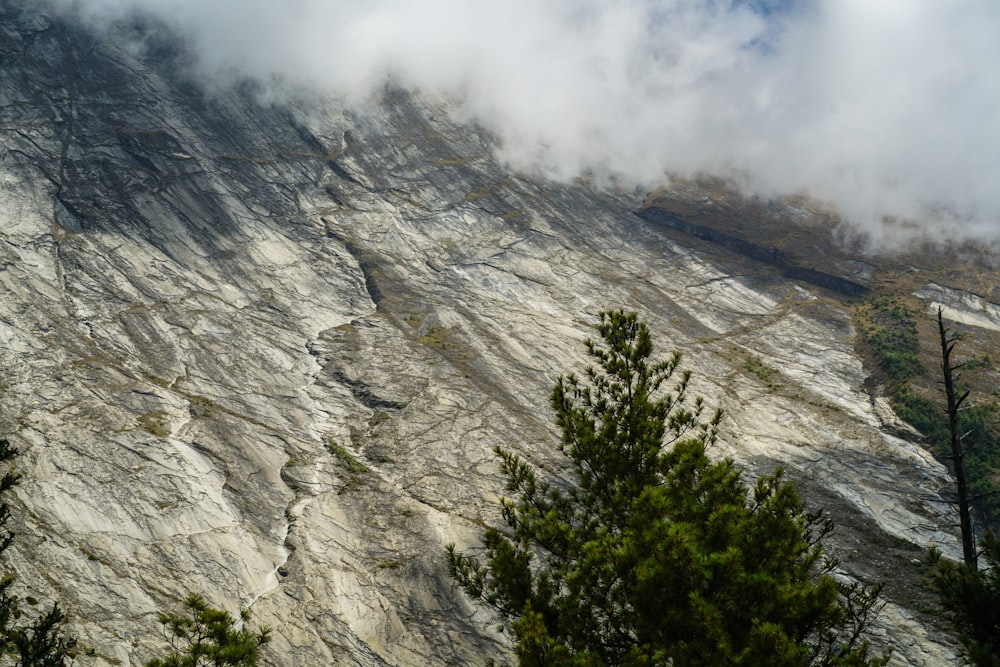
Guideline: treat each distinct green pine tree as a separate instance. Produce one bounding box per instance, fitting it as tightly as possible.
[146,593,271,667]
[930,534,1000,667]
[926,308,1000,667]
[448,309,886,666]
[0,437,76,667]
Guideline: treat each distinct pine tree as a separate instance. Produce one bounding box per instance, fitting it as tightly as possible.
[448,309,886,666]
[930,534,1000,667]
[0,437,76,666]
[936,308,977,568]
[146,593,271,667]
[928,308,1000,667]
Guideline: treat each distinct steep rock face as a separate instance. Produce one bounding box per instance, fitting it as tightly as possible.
[0,4,979,665]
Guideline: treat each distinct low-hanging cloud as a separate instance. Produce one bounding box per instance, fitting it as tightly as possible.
[48,0,1000,248]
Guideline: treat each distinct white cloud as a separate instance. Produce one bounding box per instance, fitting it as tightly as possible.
[47,0,1000,248]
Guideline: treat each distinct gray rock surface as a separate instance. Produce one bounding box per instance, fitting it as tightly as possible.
[0,4,978,665]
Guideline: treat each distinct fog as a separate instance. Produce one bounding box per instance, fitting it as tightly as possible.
[49,0,1000,248]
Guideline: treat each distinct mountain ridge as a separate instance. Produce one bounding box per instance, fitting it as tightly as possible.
[1,4,993,665]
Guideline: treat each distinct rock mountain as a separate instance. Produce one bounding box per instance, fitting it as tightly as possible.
[0,3,991,665]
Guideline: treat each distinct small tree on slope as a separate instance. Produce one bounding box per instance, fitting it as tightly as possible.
[448,309,886,666]
[146,593,270,667]
[928,308,1000,667]
[0,437,76,667]
[931,533,1000,667]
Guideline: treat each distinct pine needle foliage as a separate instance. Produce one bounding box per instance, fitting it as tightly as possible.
[0,437,76,667]
[930,533,1000,667]
[448,310,886,666]
[146,594,270,667]
[927,311,1000,666]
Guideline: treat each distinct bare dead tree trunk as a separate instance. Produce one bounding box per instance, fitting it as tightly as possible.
[938,307,977,569]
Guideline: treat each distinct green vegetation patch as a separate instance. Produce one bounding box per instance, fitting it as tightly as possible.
[853,295,925,384]
[138,411,171,437]
[189,395,216,418]
[447,310,888,665]
[891,368,1000,529]
[744,356,778,382]
[417,325,455,350]
[433,156,471,166]
[855,293,1000,529]
[374,557,404,570]
[465,186,492,202]
[326,441,370,493]
[326,442,369,474]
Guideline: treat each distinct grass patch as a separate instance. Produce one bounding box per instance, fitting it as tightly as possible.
[854,291,1000,529]
[465,186,492,202]
[964,354,994,370]
[369,411,390,428]
[374,558,404,570]
[433,156,471,166]
[853,294,925,384]
[418,325,455,350]
[893,387,1000,527]
[744,356,778,382]
[326,441,370,493]
[326,442,369,474]
[189,396,216,418]
[138,411,170,437]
